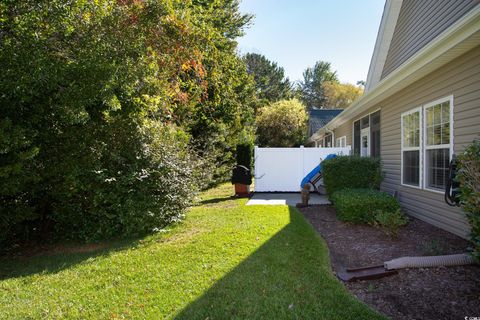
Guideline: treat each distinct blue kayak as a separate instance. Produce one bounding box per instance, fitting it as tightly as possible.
[300,154,337,188]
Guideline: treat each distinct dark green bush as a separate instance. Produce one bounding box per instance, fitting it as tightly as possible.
[457,139,480,262]
[231,142,253,185]
[50,124,199,241]
[236,143,253,171]
[331,188,400,224]
[322,156,382,197]
[374,209,408,238]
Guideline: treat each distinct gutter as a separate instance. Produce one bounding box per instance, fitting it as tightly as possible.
[307,125,334,146]
[313,5,480,133]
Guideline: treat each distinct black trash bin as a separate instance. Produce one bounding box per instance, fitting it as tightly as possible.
[231,165,252,197]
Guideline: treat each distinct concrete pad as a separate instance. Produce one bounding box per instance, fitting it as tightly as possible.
[246,192,330,206]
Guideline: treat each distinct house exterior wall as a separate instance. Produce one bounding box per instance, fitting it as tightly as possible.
[332,46,480,238]
[381,0,478,79]
[332,105,380,150]
[333,122,352,147]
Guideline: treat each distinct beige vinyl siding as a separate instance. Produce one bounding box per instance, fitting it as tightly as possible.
[332,46,479,238]
[333,122,352,147]
[378,46,480,238]
[381,0,478,79]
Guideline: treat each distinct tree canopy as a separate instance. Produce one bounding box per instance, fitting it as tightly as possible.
[323,81,364,109]
[243,53,293,106]
[256,99,308,147]
[0,0,256,245]
[298,61,338,109]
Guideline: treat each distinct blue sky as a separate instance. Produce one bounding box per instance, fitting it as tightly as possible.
[237,0,385,85]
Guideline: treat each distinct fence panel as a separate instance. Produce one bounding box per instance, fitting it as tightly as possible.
[254,146,351,192]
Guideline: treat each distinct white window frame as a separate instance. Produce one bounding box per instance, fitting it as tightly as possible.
[400,95,454,193]
[422,95,454,194]
[336,136,347,148]
[401,107,423,189]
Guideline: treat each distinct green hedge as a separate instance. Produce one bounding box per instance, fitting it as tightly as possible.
[322,156,382,197]
[236,143,253,171]
[458,139,480,262]
[331,188,400,224]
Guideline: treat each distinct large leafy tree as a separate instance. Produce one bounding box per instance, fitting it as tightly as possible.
[0,0,256,244]
[256,99,308,147]
[298,61,338,109]
[243,53,292,106]
[182,0,257,185]
[323,81,364,109]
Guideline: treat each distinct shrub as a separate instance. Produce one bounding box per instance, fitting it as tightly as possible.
[322,156,382,197]
[50,124,199,242]
[457,139,480,262]
[231,142,253,185]
[236,143,253,171]
[374,209,408,238]
[331,188,400,224]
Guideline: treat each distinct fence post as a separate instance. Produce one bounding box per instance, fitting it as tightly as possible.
[300,145,304,187]
[254,145,258,174]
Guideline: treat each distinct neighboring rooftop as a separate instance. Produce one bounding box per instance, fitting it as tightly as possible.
[308,108,343,137]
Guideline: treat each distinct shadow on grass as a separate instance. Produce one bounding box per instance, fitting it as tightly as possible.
[198,196,235,205]
[175,207,383,320]
[0,238,141,281]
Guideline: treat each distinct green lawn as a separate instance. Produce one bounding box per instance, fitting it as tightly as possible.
[0,184,384,319]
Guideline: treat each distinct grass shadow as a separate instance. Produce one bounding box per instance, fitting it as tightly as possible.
[0,238,142,281]
[198,196,236,206]
[175,206,384,320]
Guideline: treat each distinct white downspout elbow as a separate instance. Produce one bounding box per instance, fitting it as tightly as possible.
[325,127,334,147]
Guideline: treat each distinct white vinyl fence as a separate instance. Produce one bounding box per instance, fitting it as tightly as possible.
[254,146,351,192]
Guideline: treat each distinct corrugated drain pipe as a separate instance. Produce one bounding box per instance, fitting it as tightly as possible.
[384,253,476,270]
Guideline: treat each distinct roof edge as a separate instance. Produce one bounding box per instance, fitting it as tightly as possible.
[308,5,480,142]
[365,0,403,93]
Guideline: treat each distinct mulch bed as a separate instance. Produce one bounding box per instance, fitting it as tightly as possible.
[300,205,480,320]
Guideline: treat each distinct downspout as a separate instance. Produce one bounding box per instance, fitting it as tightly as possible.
[325,126,334,147]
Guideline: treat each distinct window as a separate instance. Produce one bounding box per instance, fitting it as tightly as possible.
[370,111,381,158]
[401,96,453,192]
[336,136,346,148]
[424,99,452,191]
[401,108,422,187]
[353,121,361,155]
[353,110,381,157]
[360,116,369,129]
